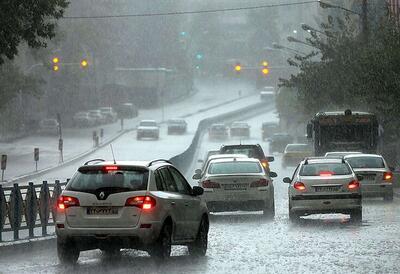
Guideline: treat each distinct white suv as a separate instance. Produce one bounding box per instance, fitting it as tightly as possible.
[284,157,362,222]
[55,159,209,264]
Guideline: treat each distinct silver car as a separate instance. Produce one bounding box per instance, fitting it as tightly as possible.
[137,120,160,140]
[194,157,276,218]
[284,157,362,222]
[55,159,209,264]
[344,154,393,201]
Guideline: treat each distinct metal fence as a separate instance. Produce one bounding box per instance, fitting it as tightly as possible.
[0,180,68,242]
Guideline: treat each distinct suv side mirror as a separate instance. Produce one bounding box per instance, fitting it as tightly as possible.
[356,174,364,181]
[192,186,204,196]
[283,177,292,183]
[266,156,274,162]
[269,171,278,178]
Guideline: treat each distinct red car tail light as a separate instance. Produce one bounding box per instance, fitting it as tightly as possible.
[383,172,393,181]
[202,180,221,188]
[348,180,360,190]
[125,196,156,210]
[57,195,80,210]
[293,182,306,191]
[250,179,269,187]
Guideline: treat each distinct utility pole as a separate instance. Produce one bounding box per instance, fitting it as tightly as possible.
[361,0,368,42]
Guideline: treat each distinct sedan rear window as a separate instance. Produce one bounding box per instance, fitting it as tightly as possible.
[208,161,262,174]
[346,157,385,168]
[67,168,149,193]
[300,163,351,176]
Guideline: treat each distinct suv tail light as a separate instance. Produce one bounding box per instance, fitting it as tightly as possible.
[383,172,393,181]
[125,196,156,210]
[250,179,269,187]
[57,195,80,210]
[202,180,221,188]
[293,182,306,191]
[348,180,360,190]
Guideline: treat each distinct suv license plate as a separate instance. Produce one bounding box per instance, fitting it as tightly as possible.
[87,207,118,215]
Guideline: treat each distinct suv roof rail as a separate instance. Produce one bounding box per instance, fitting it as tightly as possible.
[147,159,171,167]
[84,159,106,165]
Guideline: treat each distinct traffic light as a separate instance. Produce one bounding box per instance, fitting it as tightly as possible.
[234,63,242,73]
[52,57,60,72]
[80,59,88,68]
[261,60,269,76]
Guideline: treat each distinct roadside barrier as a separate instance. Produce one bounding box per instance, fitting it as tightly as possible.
[0,180,67,242]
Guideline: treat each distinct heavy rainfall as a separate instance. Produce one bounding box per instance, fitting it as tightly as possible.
[0,0,400,273]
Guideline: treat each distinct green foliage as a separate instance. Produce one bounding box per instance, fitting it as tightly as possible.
[281,15,400,137]
[0,0,69,64]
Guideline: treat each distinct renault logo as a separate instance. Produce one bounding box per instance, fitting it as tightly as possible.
[99,192,105,200]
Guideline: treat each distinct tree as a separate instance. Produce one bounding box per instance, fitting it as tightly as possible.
[0,0,69,64]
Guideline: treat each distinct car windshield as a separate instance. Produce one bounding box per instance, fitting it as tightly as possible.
[346,157,385,168]
[300,163,352,176]
[140,121,156,127]
[67,168,149,192]
[208,161,262,174]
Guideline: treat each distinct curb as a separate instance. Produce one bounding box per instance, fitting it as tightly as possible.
[0,235,56,257]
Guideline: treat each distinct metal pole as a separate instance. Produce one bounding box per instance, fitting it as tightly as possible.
[361,0,368,42]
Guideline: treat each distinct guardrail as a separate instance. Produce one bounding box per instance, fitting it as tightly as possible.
[0,180,67,242]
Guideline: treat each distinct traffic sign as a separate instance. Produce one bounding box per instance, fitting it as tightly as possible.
[34,148,39,162]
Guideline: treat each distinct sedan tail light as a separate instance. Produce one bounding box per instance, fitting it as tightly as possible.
[125,196,156,210]
[348,180,360,190]
[293,182,306,191]
[383,172,393,182]
[250,179,269,187]
[202,180,221,188]
[57,195,80,210]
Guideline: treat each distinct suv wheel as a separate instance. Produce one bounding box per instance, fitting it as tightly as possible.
[57,240,79,265]
[289,210,300,223]
[263,200,275,219]
[188,217,208,257]
[149,223,172,260]
[350,208,362,222]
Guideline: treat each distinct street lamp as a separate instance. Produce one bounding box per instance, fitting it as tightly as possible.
[318,0,361,15]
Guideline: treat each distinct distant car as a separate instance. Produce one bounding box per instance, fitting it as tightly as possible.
[344,154,393,201]
[325,151,362,157]
[261,122,279,141]
[282,144,314,168]
[73,112,95,127]
[117,103,138,119]
[167,118,187,135]
[99,107,118,123]
[268,133,294,154]
[208,124,228,140]
[38,119,59,135]
[284,157,362,222]
[260,86,275,101]
[194,153,248,178]
[193,157,276,217]
[88,110,107,125]
[55,159,208,264]
[229,121,250,138]
[219,144,274,172]
[137,120,160,140]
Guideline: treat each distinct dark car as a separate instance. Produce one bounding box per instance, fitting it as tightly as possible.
[208,124,228,140]
[262,122,279,141]
[219,144,274,172]
[230,121,250,138]
[167,118,187,135]
[268,133,294,154]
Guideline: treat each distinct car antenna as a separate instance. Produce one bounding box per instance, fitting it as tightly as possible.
[110,144,116,164]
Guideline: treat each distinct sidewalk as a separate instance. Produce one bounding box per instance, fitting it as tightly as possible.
[0,80,257,182]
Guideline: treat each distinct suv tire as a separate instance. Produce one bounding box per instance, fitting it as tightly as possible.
[263,200,275,219]
[57,240,79,265]
[188,217,208,257]
[149,223,172,260]
[350,208,362,222]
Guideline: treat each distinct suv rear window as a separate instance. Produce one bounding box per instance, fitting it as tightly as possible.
[300,163,351,176]
[208,161,262,174]
[346,157,385,168]
[67,167,149,193]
